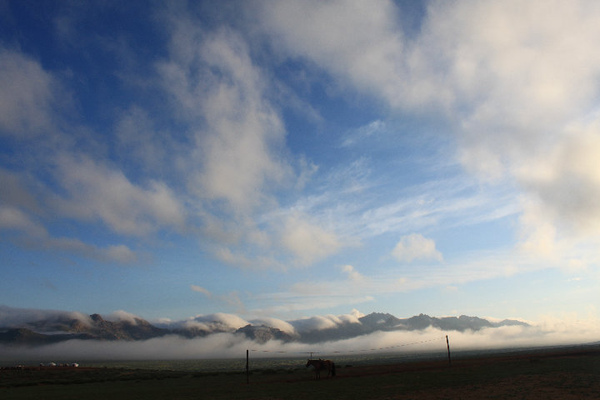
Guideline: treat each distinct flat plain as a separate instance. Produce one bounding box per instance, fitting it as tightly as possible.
[1,345,599,399]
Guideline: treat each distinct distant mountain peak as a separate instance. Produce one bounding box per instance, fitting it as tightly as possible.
[360,312,400,325]
[235,324,294,344]
[0,310,531,347]
[90,314,105,323]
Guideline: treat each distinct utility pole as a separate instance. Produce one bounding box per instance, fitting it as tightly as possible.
[246,349,249,384]
[446,335,451,367]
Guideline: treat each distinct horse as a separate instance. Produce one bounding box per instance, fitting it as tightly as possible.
[306,358,336,379]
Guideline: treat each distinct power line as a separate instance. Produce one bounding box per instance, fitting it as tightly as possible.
[249,336,446,355]
[246,336,449,384]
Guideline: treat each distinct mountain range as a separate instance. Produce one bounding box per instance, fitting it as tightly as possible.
[0,311,529,347]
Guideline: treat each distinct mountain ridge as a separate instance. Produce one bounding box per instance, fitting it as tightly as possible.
[0,311,529,347]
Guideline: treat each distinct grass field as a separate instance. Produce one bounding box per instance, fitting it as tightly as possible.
[2,345,599,399]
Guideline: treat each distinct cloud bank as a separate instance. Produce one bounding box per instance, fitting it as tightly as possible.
[1,322,598,363]
[255,0,600,261]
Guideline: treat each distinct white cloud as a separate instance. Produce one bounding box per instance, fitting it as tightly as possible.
[259,0,600,264]
[0,320,596,361]
[0,205,138,264]
[341,265,365,282]
[392,233,443,263]
[211,246,285,271]
[517,197,561,260]
[517,118,600,236]
[2,306,598,361]
[106,310,142,325]
[149,9,335,270]
[255,282,375,316]
[53,154,186,236]
[4,0,600,311]
[103,245,138,264]
[256,0,405,105]
[412,1,600,259]
[0,205,46,238]
[190,285,212,297]
[181,313,249,333]
[250,317,297,336]
[290,312,362,333]
[0,48,60,136]
[280,213,342,265]
[115,106,172,175]
[41,237,138,264]
[159,22,290,214]
[0,305,91,329]
[0,333,257,361]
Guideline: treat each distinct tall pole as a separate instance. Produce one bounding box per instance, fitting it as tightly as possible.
[446,335,451,367]
[246,349,249,384]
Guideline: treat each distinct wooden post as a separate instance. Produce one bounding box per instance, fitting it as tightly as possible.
[246,349,249,384]
[446,335,451,367]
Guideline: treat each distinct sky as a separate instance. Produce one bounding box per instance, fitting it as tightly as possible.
[1,0,600,339]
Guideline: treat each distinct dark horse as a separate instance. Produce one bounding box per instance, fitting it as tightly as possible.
[306,358,336,379]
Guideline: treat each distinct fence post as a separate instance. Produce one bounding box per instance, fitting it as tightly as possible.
[446,335,451,367]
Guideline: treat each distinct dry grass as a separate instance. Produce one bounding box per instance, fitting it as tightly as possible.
[1,345,599,399]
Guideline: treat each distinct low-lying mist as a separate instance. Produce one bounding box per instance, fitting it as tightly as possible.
[2,321,598,363]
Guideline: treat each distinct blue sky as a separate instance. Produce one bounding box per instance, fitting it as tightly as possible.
[1,0,599,335]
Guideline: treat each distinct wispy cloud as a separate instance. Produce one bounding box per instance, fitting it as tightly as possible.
[340,119,387,147]
[190,285,212,297]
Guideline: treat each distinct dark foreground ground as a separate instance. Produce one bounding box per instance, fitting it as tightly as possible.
[1,345,600,399]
